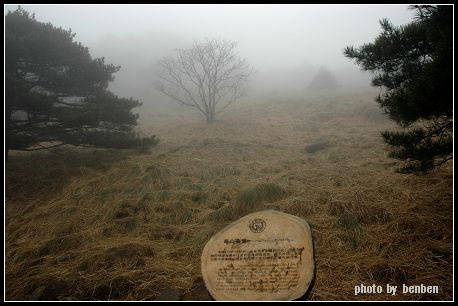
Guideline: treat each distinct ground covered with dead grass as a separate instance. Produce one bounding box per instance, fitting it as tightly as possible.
[5,91,453,301]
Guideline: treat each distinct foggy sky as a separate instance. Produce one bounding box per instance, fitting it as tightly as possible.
[5,5,415,67]
[5,4,416,110]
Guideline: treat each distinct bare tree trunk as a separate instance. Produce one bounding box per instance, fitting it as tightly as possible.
[206,111,214,124]
[207,97,214,123]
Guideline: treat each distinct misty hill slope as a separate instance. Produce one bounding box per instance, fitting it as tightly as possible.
[6,92,452,301]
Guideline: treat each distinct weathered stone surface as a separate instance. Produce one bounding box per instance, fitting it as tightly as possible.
[201,210,314,301]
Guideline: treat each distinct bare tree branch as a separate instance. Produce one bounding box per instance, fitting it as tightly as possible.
[154,38,253,123]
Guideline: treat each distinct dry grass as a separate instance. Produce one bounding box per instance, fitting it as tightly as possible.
[5,90,453,301]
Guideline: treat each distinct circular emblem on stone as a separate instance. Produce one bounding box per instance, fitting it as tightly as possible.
[249,218,266,233]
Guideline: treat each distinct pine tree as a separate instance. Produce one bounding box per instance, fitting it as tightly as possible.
[344,5,452,173]
[5,7,158,162]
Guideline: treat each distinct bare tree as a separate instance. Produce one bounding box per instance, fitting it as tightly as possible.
[155,38,253,123]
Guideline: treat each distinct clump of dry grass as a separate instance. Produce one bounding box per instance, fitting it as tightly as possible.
[335,212,363,249]
[37,233,86,257]
[206,205,235,223]
[327,198,393,225]
[143,163,171,190]
[234,182,287,214]
[5,91,452,301]
[205,182,287,223]
[79,242,156,272]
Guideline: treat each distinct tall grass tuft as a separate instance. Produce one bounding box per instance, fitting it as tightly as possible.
[234,182,287,215]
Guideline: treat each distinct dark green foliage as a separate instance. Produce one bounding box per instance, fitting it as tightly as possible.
[344,5,452,173]
[381,118,453,173]
[5,7,158,160]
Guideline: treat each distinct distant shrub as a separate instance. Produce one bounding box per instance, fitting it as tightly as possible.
[307,67,339,91]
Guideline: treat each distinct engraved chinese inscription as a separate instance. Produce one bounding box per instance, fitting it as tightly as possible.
[211,246,305,293]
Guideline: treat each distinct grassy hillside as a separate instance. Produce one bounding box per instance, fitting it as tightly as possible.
[5,91,453,301]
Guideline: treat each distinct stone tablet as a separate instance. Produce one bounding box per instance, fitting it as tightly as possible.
[201,210,314,301]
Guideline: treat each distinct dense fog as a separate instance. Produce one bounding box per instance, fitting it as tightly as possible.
[5,4,415,115]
